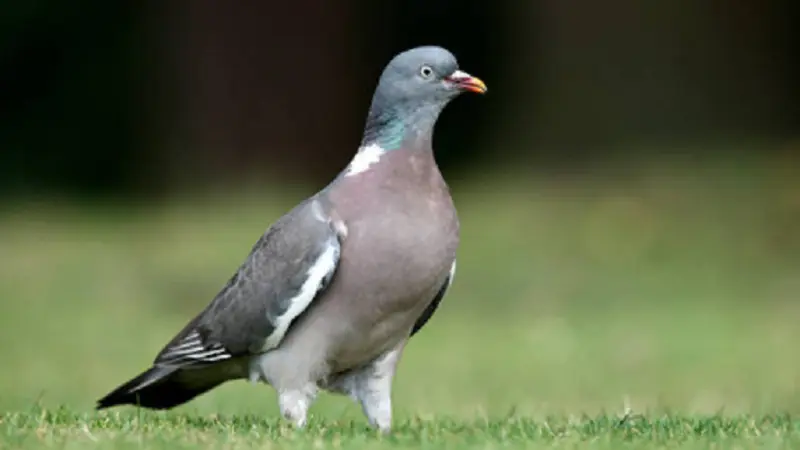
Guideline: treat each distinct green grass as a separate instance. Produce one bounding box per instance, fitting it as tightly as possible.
[3,410,800,449]
[1,156,800,447]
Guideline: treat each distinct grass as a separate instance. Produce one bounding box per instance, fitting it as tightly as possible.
[3,409,800,449]
[1,154,800,447]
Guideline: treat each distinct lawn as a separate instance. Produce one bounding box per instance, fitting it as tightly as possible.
[1,156,799,448]
[4,409,800,449]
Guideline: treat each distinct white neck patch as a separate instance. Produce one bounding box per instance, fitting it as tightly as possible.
[345,143,385,176]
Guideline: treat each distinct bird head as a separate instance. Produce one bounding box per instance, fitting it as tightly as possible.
[363,46,486,148]
[376,46,486,106]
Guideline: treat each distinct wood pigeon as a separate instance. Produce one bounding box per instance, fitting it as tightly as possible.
[96,45,487,433]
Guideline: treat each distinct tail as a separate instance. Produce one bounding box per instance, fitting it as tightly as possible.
[96,365,227,410]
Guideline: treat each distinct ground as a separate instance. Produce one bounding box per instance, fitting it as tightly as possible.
[4,410,800,449]
[1,156,799,448]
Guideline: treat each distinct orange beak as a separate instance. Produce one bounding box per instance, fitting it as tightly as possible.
[447,70,487,94]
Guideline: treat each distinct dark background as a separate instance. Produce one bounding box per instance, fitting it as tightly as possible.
[2,0,797,197]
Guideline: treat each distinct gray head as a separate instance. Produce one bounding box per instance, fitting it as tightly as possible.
[361,46,487,149]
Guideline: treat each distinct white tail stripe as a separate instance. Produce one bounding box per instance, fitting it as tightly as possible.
[159,330,233,364]
[160,340,204,358]
[184,348,227,359]
[169,338,202,352]
[159,345,231,364]
[191,353,230,363]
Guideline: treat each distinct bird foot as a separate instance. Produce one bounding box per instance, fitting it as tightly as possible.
[322,347,400,434]
[278,386,316,429]
[365,403,392,434]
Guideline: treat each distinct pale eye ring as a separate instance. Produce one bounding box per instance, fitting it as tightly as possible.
[419,65,434,79]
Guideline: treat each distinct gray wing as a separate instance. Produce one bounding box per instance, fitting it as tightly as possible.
[153,198,343,367]
[410,260,456,337]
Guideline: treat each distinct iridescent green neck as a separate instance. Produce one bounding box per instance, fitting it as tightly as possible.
[361,103,443,151]
[375,119,406,150]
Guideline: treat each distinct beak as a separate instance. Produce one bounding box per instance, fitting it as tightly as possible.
[446,70,487,94]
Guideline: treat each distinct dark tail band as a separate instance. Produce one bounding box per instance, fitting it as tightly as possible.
[96,365,224,410]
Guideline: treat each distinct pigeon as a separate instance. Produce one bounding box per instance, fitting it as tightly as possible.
[96,45,487,433]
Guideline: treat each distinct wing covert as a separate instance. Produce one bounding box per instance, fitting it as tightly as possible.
[153,198,344,368]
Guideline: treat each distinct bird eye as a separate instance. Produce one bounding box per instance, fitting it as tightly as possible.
[419,65,434,79]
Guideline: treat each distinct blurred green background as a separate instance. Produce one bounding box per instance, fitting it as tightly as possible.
[1,0,799,422]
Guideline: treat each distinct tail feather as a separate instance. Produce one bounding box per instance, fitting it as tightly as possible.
[96,365,226,410]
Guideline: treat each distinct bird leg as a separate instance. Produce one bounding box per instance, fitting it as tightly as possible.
[324,341,406,433]
[278,384,317,429]
[356,363,394,433]
[250,350,320,429]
